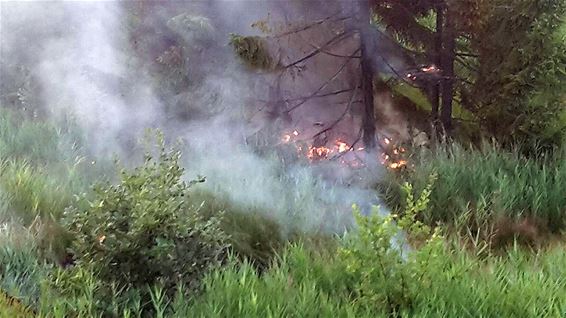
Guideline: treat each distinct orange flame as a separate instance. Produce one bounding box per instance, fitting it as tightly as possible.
[389,160,407,169]
[336,140,350,153]
[280,131,409,169]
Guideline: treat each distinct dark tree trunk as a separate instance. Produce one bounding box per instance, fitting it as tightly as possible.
[430,4,443,122]
[359,0,377,149]
[440,9,456,132]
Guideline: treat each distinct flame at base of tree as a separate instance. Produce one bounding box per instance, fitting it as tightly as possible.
[281,130,408,170]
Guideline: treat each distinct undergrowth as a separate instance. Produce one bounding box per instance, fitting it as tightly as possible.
[1,108,566,317]
[381,141,566,244]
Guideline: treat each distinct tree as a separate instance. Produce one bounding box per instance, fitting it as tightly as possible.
[230,0,566,152]
[230,1,418,152]
[373,0,566,146]
[470,0,566,147]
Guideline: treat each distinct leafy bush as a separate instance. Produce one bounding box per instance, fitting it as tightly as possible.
[64,134,229,299]
[340,175,440,316]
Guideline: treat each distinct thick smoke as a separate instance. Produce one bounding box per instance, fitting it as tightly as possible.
[0,1,396,236]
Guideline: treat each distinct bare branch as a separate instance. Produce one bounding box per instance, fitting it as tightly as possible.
[282,31,353,69]
[330,126,363,161]
[456,52,479,58]
[312,85,358,140]
[256,87,359,105]
[376,54,421,88]
[285,48,361,113]
[307,42,362,58]
[273,14,350,38]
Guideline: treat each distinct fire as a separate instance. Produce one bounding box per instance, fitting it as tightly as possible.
[421,65,438,73]
[281,130,409,170]
[336,140,350,153]
[389,160,407,169]
[282,130,300,143]
[307,145,332,160]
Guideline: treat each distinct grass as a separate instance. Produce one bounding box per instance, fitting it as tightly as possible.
[0,109,108,224]
[1,107,566,317]
[381,141,566,235]
[180,242,566,318]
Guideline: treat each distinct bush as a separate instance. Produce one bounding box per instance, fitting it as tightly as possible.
[63,134,229,299]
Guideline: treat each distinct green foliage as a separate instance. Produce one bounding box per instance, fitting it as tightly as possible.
[0,225,46,312]
[0,108,105,224]
[382,142,566,235]
[64,133,229,299]
[0,109,60,164]
[183,250,360,318]
[229,34,277,71]
[190,190,284,272]
[340,175,441,316]
[396,173,436,241]
[42,266,106,317]
[473,0,566,147]
[0,160,74,224]
[184,175,566,317]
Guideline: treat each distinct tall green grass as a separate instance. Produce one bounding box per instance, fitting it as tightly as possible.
[0,108,108,224]
[382,142,566,232]
[180,243,566,318]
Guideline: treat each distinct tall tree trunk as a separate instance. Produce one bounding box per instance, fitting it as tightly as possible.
[359,0,377,149]
[440,9,455,133]
[431,4,443,122]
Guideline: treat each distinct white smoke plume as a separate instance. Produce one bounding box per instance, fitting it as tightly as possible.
[0,0,394,236]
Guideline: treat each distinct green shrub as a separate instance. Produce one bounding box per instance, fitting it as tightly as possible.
[340,175,441,316]
[182,174,566,317]
[63,134,229,299]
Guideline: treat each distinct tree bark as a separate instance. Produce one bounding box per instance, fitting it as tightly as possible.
[440,8,456,133]
[359,0,377,149]
[430,4,443,122]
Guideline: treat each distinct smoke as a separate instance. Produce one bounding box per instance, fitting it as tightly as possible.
[0,0,394,236]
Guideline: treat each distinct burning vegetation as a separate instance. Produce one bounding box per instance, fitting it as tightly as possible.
[281,129,409,170]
